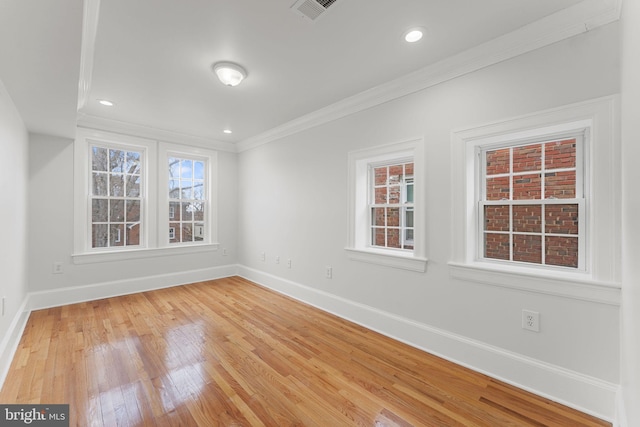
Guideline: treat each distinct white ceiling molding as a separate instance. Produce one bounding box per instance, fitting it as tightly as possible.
[77,0,100,111]
[237,0,622,152]
[76,112,237,152]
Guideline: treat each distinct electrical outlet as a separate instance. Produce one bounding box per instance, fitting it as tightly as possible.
[275,255,280,264]
[260,252,266,262]
[325,266,332,279]
[222,248,228,256]
[52,262,63,274]
[287,259,292,269]
[522,310,540,332]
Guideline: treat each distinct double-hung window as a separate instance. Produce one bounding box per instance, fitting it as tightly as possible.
[480,136,584,269]
[74,129,218,263]
[347,138,426,272]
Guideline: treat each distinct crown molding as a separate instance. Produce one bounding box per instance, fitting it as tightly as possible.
[76,112,237,152]
[237,0,622,152]
[77,0,100,111]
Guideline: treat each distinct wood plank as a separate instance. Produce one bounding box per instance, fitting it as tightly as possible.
[0,277,611,426]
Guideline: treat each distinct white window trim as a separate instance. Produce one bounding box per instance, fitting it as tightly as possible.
[346,137,427,272]
[73,129,219,264]
[450,96,621,304]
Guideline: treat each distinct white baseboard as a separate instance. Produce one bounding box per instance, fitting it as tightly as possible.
[27,264,239,311]
[0,296,30,390]
[237,265,618,422]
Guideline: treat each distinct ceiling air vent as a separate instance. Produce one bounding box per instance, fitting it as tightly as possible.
[291,0,339,22]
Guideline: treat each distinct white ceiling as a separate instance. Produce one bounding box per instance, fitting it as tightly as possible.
[1,0,591,144]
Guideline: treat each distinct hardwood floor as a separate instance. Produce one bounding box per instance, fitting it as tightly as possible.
[0,277,610,426]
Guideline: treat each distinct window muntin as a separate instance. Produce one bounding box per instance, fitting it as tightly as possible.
[370,161,414,251]
[479,136,584,269]
[168,156,207,244]
[90,144,143,249]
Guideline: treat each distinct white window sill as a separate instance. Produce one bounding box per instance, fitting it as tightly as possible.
[448,261,621,305]
[72,243,220,265]
[345,247,427,272]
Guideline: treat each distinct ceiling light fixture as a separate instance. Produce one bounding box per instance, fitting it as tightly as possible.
[223,129,232,134]
[212,62,247,87]
[98,99,114,106]
[403,28,424,43]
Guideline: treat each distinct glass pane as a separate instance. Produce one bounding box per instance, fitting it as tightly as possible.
[386,228,401,249]
[194,223,205,242]
[181,180,193,199]
[194,161,205,180]
[169,180,180,199]
[126,200,140,222]
[405,182,414,203]
[181,159,193,178]
[110,174,124,197]
[513,234,542,264]
[169,202,180,220]
[182,202,193,221]
[405,163,414,176]
[126,175,141,197]
[110,200,125,222]
[388,165,403,185]
[513,205,541,233]
[372,207,385,226]
[92,147,108,171]
[125,151,141,175]
[375,187,387,204]
[513,174,541,200]
[168,157,180,178]
[484,233,510,260]
[545,204,579,235]
[92,172,108,196]
[92,224,108,248]
[92,199,108,223]
[374,166,387,185]
[126,223,140,246]
[193,202,204,221]
[182,223,193,242]
[545,139,576,170]
[110,224,124,247]
[484,205,509,232]
[109,149,125,173]
[546,236,578,268]
[388,185,401,204]
[512,144,542,173]
[193,182,204,200]
[404,230,414,249]
[485,176,509,201]
[372,228,385,247]
[169,223,180,243]
[405,208,414,228]
[387,207,400,227]
[545,170,576,199]
[486,148,510,175]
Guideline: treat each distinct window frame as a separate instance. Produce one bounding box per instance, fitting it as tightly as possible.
[346,137,427,272]
[450,96,621,303]
[73,129,219,264]
[476,132,587,271]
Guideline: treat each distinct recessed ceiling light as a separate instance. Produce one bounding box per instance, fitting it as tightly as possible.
[98,99,114,106]
[212,62,247,87]
[403,28,424,43]
[223,129,232,134]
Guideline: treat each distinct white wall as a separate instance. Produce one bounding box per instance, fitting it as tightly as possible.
[237,23,621,419]
[620,0,640,425]
[0,79,29,383]
[27,133,239,303]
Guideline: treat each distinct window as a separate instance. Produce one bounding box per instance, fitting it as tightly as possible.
[370,161,414,250]
[168,156,207,244]
[73,129,219,263]
[450,97,620,302]
[480,136,584,269]
[347,138,426,272]
[90,144,143,249]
